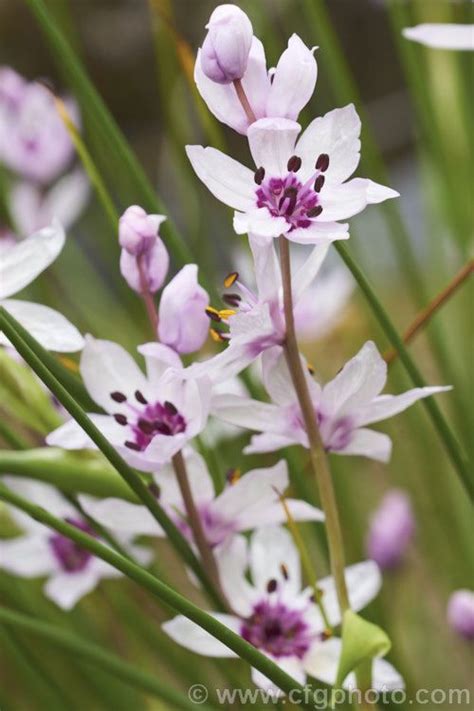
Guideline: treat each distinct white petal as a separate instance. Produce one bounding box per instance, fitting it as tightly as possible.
[216,535,256,617]
[247,117,300,176]
[194,37,269,134]
[44,567,103,610]
[288,220,349,246]
[339,428,392,463]
[319,180,371,221]
[0,219,65,299]
[262,346,320,407]
[371,657,405,691]
[215,460,288,529]
[294,267,354,342]
[244,431,298,454]
[283,500,325,523]
[162,614,240,657]
[78,497,160,536]
[249,526,301,596]
[46,414,125,450]
[252,654,306,694]
[402,24,474,51]
[266,34,317,121]
[137,342,182,386]
[296,104,361,185]
[2,476,75,520]
[292,243,330,305]
[0,535,55,577]
[303,637,341,685]
[155,450,214,507]
[248,233,281,302]
[351,178,399,204]
[233,207,288,238]
[41,169,90,231]
[315,561,382,628]
[212,393,284,432]
[1,299,84,352]
[80,336,148,412]
[186,145,254,212]
[357,386,452,426]
[321,341,387,418]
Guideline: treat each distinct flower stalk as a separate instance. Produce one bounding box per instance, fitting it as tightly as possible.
[278,235,350,615]
[137,252,159,335]
[233,78,256,123]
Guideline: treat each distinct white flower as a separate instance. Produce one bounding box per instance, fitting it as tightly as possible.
[187,105,398,243]
[402,24,474,51]
[78,452,324,549]
[163,526,404,694]
[46,339,212,472]
[0,477,150,610]
[213,341,451,462]
[0,219,84,352]
[195,33,317,134]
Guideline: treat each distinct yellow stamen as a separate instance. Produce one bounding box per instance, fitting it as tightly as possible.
[218,309,236,319]
[226,467,241,485]
[210,328,225,343]
[224,272,239,288]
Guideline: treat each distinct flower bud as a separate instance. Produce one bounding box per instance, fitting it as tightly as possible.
[366,490,415,570]
[200,4,253,84]
[447,590,474,641]
[120,236,169,295]
[158,264,209,354]
[119,206,165,256]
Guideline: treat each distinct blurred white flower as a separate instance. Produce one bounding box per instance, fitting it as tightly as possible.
[402,24,474,51]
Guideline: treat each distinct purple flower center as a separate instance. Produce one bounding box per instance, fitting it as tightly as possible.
[241,600,313,658]
[49,518,95,573]
[110,391,187,452]
[175,503,237,548]
[256,173,320,231]
[318,411,354,452]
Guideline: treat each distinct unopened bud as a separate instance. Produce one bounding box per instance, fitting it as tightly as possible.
[447,590,474,641]
[366,489,415,570]
[200,4,253,84]
[120,226,169,295]
[119,205,165,256]
[158,264,209,354]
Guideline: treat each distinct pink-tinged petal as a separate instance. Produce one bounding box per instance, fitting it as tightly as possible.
[247,117,300,176]
[251,654,306,694]
[158,265,209,354]
[249,526,301,597]
[321,341,387,418]
[0,219,65,299]
[78,497,160,536]
[162,614,240,657]
[1,299,84,352]
[80,336,148,412]
[194,37,269,134]
[243,499,324,531]
[357,386,452,427]
[215,460,289,529]
[44,568,103,610]
[137,342,182,386]
[215,535,256,617]
[292,243,330,304]
[284,500,325,523]
[233,207,289,238]
[212,393,284,432]
[339,428,392,463]
[262,346,320,407]
[46,414,125,450]
[402,24,474,51]
[0,535,55,577]
[288,220,349,246]
[296,104,361,185]
[186,145,254,211]
[244,431,299,454]
[266,34,317,121]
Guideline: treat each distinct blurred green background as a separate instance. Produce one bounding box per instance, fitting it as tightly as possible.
[0,0,472,709]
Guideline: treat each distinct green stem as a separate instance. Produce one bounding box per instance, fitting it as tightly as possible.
[0,307,221,608]
[279,236,350,615]
[335,243,472,500]
[0,605,217,711]
[0,482,312,705]
[0,417,30,450]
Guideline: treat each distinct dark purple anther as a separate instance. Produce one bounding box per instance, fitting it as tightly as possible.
[135,390,148,405]
[314,175,325,192]
[110,391,127,403]
[254,167,265,185]
[307,205,323,217]
[287,155,302,172]
[315,153,330,172]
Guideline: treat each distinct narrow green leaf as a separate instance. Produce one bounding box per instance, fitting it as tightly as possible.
[335,610,391,689]
[0,482,312,705]
[336,243,472,500]
[0,605,217,711]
